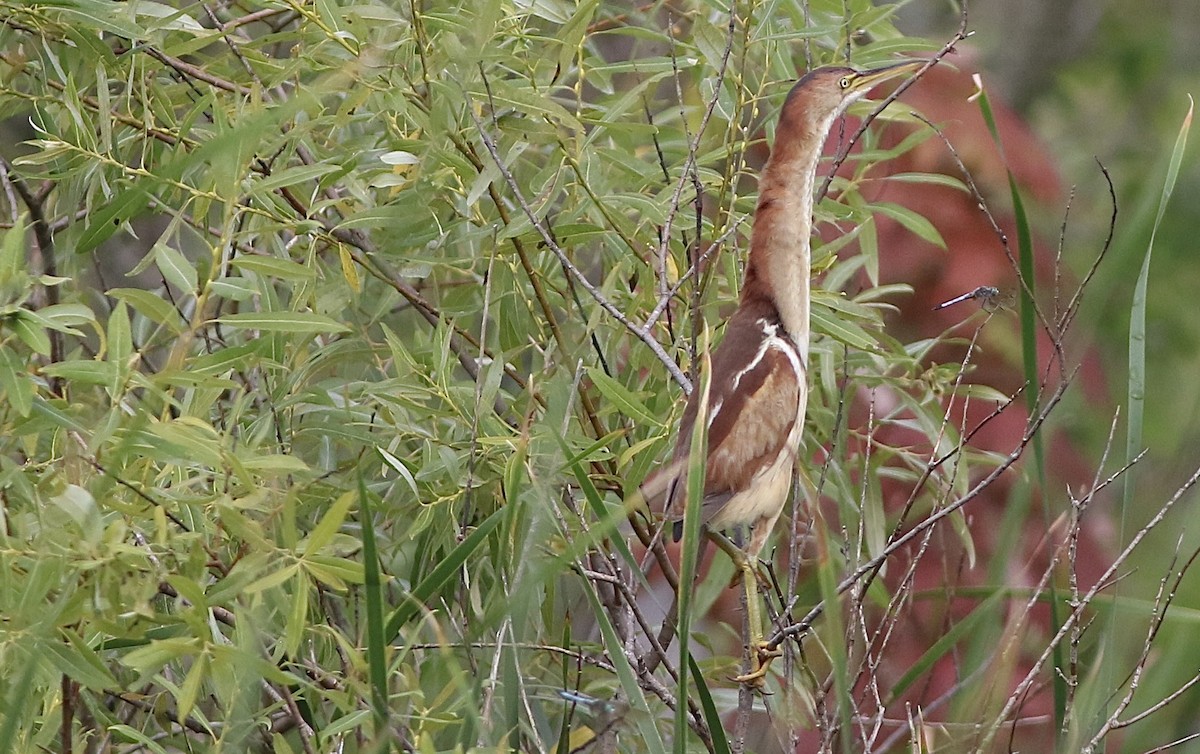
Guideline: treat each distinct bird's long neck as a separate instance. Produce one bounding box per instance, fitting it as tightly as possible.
[742,114,834,358]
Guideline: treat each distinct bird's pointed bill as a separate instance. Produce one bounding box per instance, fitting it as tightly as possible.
[851,60,923,92]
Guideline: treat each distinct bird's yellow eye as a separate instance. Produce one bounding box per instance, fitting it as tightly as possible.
[839,76,852,90]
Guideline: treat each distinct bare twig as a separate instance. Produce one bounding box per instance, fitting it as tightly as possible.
[985,461,1200,750]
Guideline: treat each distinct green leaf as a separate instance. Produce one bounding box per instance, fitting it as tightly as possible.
[586,367,658,426]
[1126,96,1192,508]
[37,303,95,332]
[0,345,33,417]
[251,163,341,195]
[676,336,710,746]
[44,633,119,690]
[0,649,38,751]
[41,359,119,386]
[303,490,355,556]
[871,201,946,249]
[284,581,308,658]
[358,474,390,738]
[130,0,207,35]
[146,418,225,467]
[384,507,503,640]
[688,655,731,754]
[107,300,131,394]
[886,588,1006,704]
[122,637,200,675]
[471,78,584,133]
[378,446,420,501]
[578,565,668,754]
[9,310,50,355]
[108,287,183,333]
[229,256,316,281]
[76,187,149,255]
[217,312,350,334]
[884,171,968,192]
[244,563,300,594]
[154,240,198,294]
[811,305,879,351]
[176,651,208,720]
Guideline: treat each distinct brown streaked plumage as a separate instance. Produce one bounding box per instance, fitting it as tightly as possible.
[644,61,922,686]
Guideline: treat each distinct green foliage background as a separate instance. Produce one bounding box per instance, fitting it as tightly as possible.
[0,0,1196,752]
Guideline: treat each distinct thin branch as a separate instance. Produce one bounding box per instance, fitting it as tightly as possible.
[769,371,1076,650]
[985,461,1200,750]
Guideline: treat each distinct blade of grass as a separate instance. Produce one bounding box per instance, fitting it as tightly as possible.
[972,79,1063,728]
[1124,96,1193,515]
[812,512,853,753]
[885,588,1006,705]
[675,336,710,749]
[688,654,731,754]
[579,576,669,754]
[1111,95,1193,724]
[357,473,389,741]
[384,506,503,641]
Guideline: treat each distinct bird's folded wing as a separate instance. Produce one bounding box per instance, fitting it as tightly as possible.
[643,333,805,527]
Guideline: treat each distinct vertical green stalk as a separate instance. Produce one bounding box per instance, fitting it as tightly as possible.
[1124,97,1193,516]
[1113,96,1192,725]
[972,82,1063,726]
[358,473,390,743]
[675,335,710,750]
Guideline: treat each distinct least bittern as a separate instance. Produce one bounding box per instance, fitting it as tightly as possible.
[645,61,922,686]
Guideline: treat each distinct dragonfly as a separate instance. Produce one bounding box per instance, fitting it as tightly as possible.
[933,285,1012,312]
[557,690,633,751]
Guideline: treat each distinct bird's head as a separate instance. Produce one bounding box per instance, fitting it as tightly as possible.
[779,61,922,133]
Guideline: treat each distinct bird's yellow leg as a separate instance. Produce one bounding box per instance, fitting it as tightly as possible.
[706,530,780,686]
[731,556,781,687]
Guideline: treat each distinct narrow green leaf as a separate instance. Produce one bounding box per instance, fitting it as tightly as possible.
[40,359,119,386]
[886,588,1005,703]
[284,579,307,657]
[811,306,878,351]
[578,574,668,754]
[76,187,149,254]
[107,300,131,396]
[108,725,170,754]
[217,312,350,334]
[358,474,390,739]
[883,171,968,191]
[37,303,95,332]
[974,75,1059,729]
[108,287,184,333]
[243,563,300,594]
[676,336,710,745]
[384,507,503,640]
[378,446,420,501]
[303,490,355,556]
[10,310,51,355]
[0,649,38,750]
[251,163,340,195]
[176,651,208,720]
[0,345,33,416]
[1126,96,1192,507]
[687,655,731,754]
[154,241,198,294]
[871,201,946,249]
[43,634,119,690]
[229,256,316,281]
[586,366,658,426]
